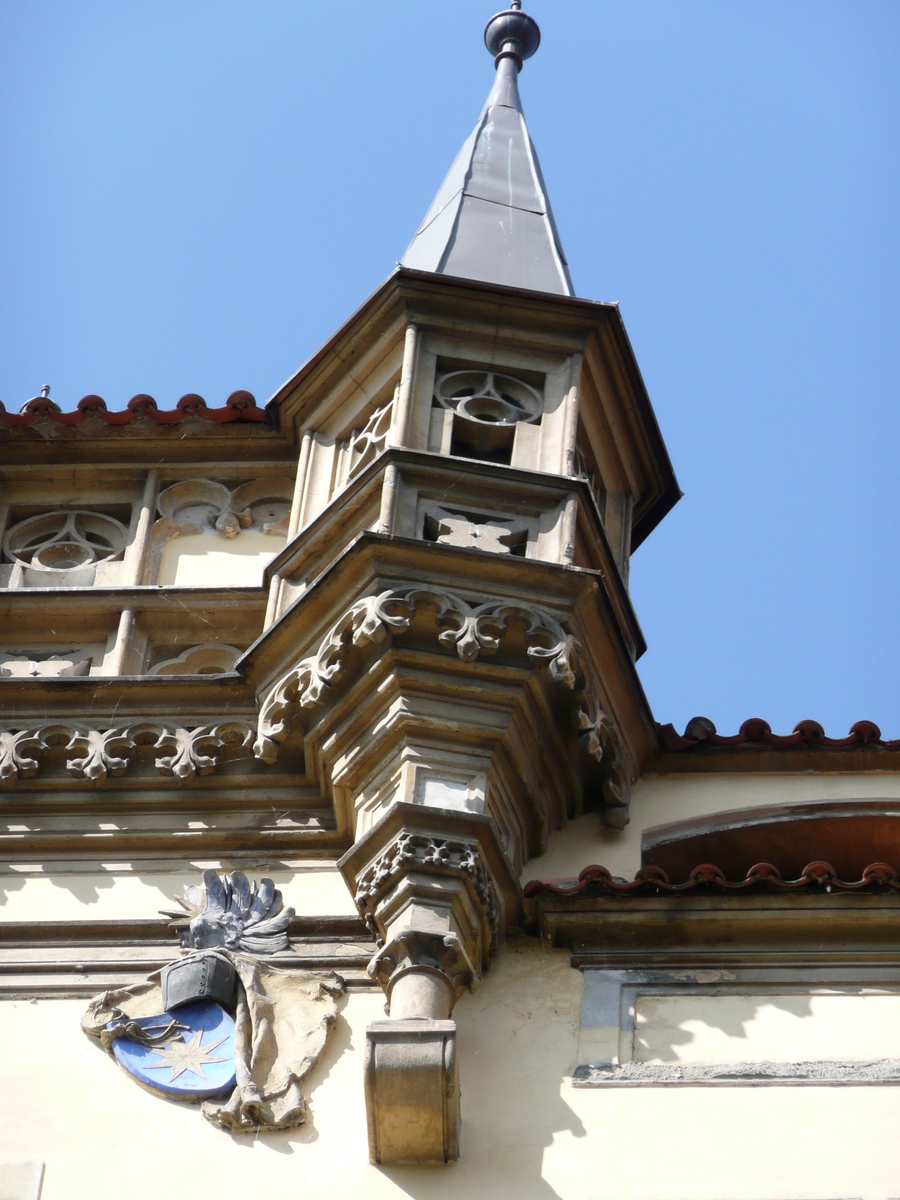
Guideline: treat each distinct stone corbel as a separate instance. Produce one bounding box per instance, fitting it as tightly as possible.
[338,802,519,1164]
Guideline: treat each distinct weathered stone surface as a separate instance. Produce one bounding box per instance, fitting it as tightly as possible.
[364,1018,459,1163]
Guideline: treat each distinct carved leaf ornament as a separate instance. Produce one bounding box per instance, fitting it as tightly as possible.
[0,721,254,784]
[254,586,576,760]
[253,585,630,821]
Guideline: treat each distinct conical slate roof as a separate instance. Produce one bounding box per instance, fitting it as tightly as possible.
[401,9,574,297]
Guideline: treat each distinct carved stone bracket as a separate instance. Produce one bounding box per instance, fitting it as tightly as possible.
[339,803,519,1164]
[254,582,632,826]
[364,1018,459,1164]
[254,584,579,763]
[0,720,255,784]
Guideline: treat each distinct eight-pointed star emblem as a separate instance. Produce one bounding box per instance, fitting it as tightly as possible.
[144,1027,230,1082]
[109,1000,236,1099]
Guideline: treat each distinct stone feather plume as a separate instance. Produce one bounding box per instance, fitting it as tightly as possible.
[164,869,294,955]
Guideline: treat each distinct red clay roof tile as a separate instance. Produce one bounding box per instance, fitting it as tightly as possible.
[0,390,265,429]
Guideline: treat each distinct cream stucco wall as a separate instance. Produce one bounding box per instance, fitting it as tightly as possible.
[1,939,899,1200]
[521,772,900,884]
[0,866,357,922]
[158,531,285,587]
[634,991,900,1064]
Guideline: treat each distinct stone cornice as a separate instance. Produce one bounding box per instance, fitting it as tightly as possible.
[0,915,376,998]
[530,888,900,970]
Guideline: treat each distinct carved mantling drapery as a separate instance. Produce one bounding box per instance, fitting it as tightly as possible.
[339,802,519,1163]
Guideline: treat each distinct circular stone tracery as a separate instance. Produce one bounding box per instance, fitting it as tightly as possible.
[433,370,543,426]
[3,510,128,577]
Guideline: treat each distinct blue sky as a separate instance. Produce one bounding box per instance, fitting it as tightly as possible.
[1,1,897,737]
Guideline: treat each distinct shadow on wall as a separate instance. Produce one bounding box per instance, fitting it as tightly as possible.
[0,867,119,910]
[0,872,27,907]
[0,866,161,911]
[624,990,900,1068]
[380,936,586,1200]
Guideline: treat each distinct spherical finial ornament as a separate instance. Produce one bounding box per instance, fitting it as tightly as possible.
[484,4,541,70]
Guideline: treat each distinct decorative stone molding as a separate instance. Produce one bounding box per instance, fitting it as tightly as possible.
[352,829,502,953]
[2,509,128,588]
[148,644,242,676]
[433,369,543,426]
[254,585,579,762]
[0,720,255,784]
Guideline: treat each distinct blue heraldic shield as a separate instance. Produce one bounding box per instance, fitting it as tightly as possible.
[109,1001,236,1100]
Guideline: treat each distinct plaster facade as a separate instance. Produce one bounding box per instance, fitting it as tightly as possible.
[3,943,900,1200]
[1,5,896,1198]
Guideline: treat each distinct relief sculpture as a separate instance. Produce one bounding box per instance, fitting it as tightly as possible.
[82,870,343,1132]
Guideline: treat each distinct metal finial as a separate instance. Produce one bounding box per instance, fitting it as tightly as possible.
[484,4,540,71]
[41,385,50,398]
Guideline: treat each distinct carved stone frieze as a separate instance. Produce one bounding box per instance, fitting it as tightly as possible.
[253,590,412,762]
[353,829,501,952]
[253,580,631,823]
[254,584,579,762]
[0,720,255,784]
[156,478,294,539]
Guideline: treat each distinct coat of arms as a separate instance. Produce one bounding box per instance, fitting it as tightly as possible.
[82,870,343,1132]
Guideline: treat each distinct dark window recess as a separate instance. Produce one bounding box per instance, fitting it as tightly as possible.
[449,414,515,465]
[501,529,528,557]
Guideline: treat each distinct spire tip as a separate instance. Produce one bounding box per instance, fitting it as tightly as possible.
[484,5,540,72]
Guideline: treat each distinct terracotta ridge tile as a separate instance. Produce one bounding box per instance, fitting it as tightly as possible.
[656,717,899,752]
[522,859,900,902]
[0,389,265,428]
